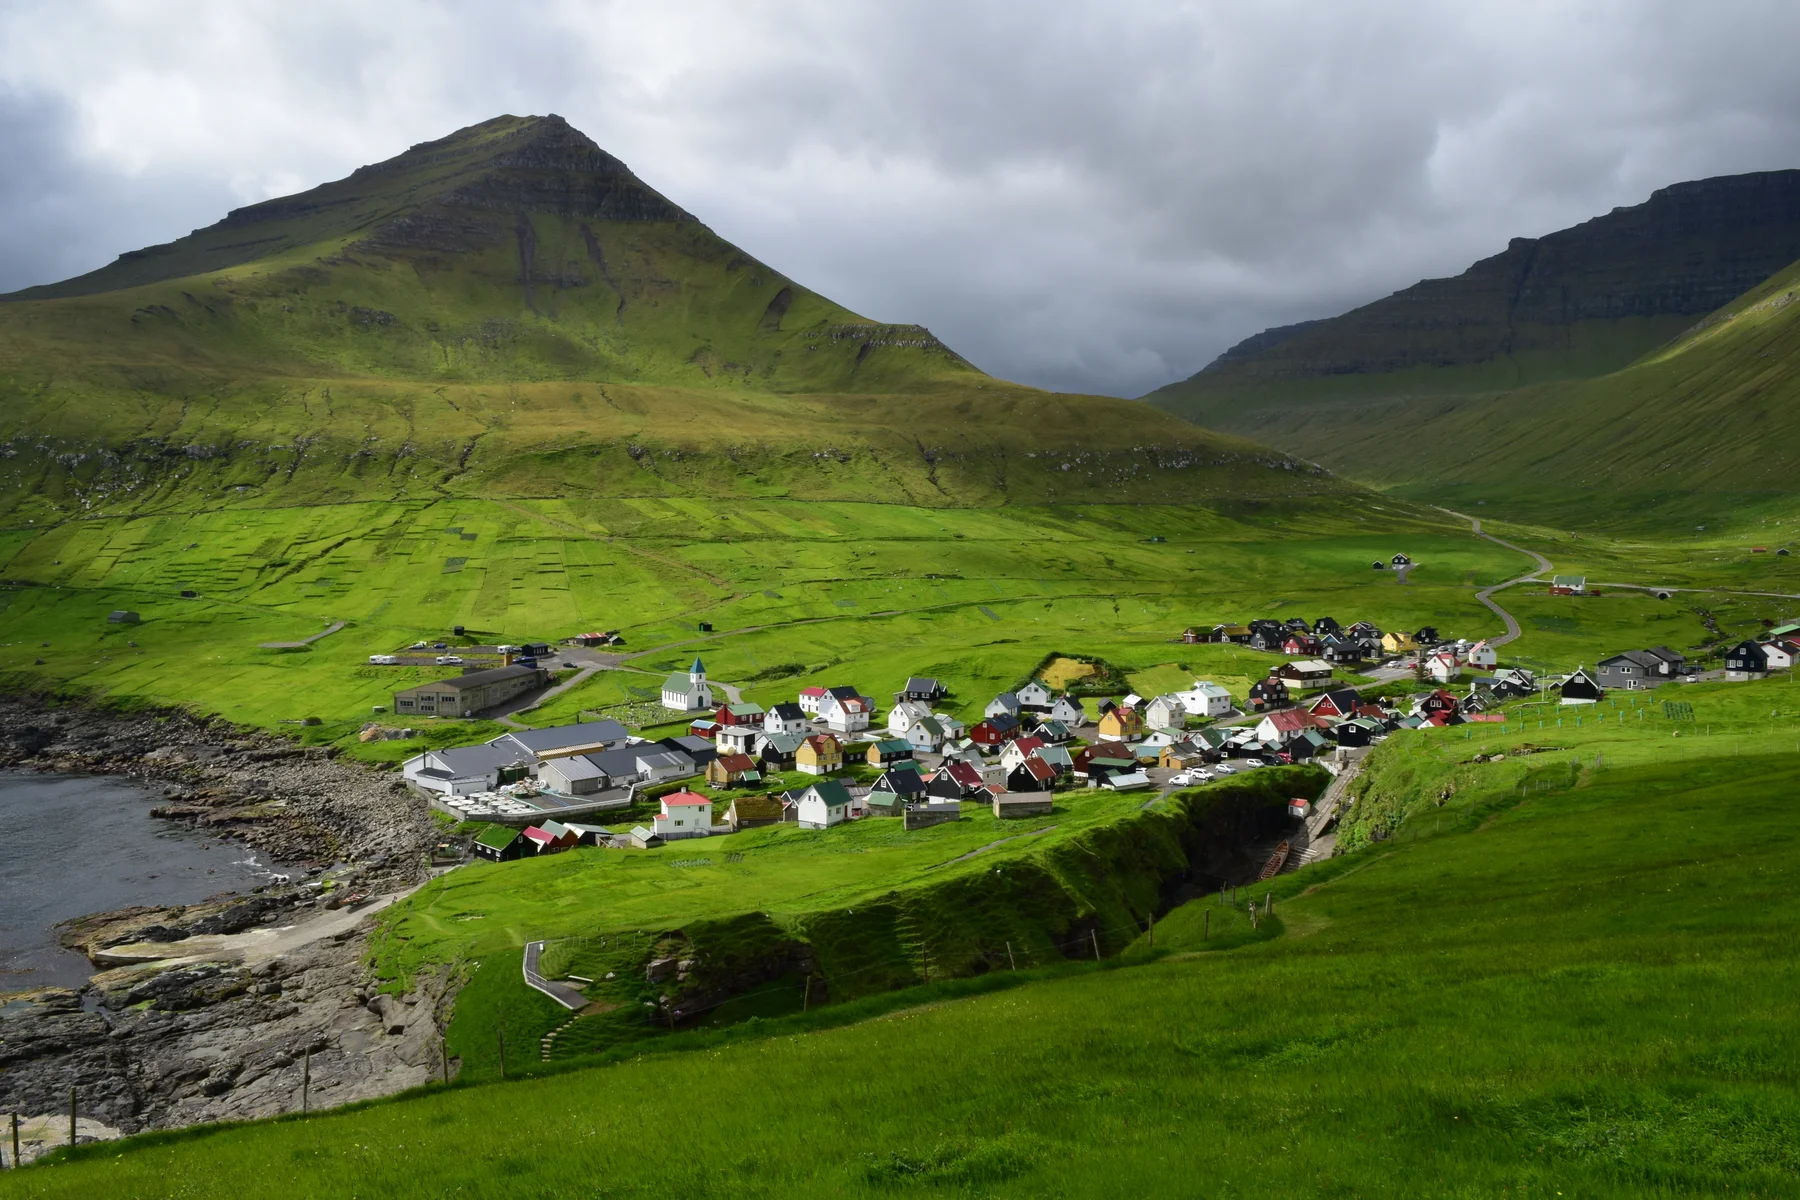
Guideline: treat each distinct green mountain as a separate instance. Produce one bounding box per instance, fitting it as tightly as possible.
[1144,170,1800,516]
[0,114,1336,518]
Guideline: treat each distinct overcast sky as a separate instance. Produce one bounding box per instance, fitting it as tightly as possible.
[3,1,1799,397]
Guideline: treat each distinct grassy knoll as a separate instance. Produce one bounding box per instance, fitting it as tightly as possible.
[13,707,1799,1194]
[375,769,1313,1078]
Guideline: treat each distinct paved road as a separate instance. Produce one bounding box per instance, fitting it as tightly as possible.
[1440,508,1553,648]
[522,940,588,1010]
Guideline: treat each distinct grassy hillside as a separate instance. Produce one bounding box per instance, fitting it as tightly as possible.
[0,495,1556,739]
[0,113,1329,517]
[14,677,1799,1196]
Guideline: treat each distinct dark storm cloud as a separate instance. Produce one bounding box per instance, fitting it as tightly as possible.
[3,1,1799,396]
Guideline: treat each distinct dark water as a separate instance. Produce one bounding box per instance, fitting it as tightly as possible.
[0,772,295,990]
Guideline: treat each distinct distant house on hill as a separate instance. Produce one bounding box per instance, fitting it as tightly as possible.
[1550,575,1587,596]
[1466,639,1498,669]
[472,825,528,862]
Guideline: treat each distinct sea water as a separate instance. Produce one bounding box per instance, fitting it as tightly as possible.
[0,771,295,990]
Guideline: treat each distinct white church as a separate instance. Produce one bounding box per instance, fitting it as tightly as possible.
[661,657,715,713]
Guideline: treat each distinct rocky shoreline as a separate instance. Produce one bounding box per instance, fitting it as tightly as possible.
[0,696,452,1159]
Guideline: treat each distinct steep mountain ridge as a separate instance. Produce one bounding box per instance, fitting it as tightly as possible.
[0,115,1342,517]
[1148,169,1800,425]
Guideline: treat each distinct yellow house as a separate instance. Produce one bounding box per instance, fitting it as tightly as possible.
[1097,706,1144,740]
[796,733,843,776]
[1381,631,1416,654]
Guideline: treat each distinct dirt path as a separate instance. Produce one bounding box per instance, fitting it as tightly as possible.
[928,823,1059,869]
[258,619,346,650]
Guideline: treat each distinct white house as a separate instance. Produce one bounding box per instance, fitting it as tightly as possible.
[1761,641,1795,671]
[1050,695,1086,725]
[1177,681,1234,719]
[1425,651,1462,683]
[795,780,856,830]
[1144,694,1190,731]
[984,692,1022,719]
[661,657,714,713]
[715,725,758,755]
[797,686,828,715]
[821,691,873,734]
[650,790,712,840]
[1466,640,1498,669]
[887,699,933,736]
[1016,680,1054,710]
[764,702,808,736]
[902,716,948,753]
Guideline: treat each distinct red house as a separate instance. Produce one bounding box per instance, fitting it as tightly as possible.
[970,714,1022,747]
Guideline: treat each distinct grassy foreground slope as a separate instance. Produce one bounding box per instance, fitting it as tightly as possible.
[12,692,1798,1195]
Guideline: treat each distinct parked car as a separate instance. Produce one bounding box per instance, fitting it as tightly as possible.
[560,660,577,668]
[368,654,399,665]
[436,654,463,665]
[433,642,448,650]
[1213,764,1237,775]
[1243,758,1265,769]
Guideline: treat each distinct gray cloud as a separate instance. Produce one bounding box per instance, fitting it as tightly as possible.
[2,0,1798,396]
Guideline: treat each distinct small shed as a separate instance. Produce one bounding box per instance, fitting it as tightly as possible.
[1287,797,1311,819]
[994,792,1054,819]
[107,610,141,624]
[903,802,962,831]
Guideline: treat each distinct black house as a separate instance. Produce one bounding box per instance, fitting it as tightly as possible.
[896,676,947,703]
[1558,668,1605,703]
[1725,641,1769,679]
[1314,616,1342,636]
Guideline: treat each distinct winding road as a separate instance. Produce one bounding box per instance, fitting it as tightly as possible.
[1439,509,1553,647]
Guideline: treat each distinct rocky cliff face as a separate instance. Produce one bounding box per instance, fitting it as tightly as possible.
[1160,169,1800,389]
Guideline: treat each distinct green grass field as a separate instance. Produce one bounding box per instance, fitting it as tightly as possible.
[13,684,1798,1196]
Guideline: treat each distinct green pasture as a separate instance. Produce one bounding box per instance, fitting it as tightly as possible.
[0,497,1546,735]
[17,709,1799,1195]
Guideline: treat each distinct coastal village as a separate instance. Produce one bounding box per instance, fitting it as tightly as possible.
[391,600,1800,861]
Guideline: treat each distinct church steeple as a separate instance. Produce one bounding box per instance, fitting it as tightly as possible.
[690,656,705,684]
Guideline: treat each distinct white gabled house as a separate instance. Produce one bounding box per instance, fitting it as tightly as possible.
[1016,680,1054,710]
[764,702,808,736]
[1176,680,1234,718]
[821,690,874,734]
[1426,650,1462,683]
[887,699,933,736]
[984,692,1022,719]
[1144,694,1190,731]
[1466,640,1498,669]
[1049,694,1086,725]
[649,790,713,840]
[903,716,948,753]
[796,780,858,830]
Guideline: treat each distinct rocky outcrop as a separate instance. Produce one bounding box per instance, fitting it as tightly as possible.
[0,926,452,1155]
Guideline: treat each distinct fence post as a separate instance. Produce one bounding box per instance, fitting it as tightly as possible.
[1091,929,1100,961]
[441,1039,450,1085]
[1203,910,1210,941]
[1006,941,1016,971]
[803,975,811,1012]
[497,1030,506,1080]
[301,1048,310,1114]
[68,1087,76,1149]
[11,1112,18,1169]
[1148,913,1154,949]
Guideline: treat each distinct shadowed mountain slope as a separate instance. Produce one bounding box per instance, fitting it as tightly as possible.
[1144,170,1800,514]
[0,115,1338,517]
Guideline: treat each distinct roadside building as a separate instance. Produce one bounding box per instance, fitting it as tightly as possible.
[393,664,548,719]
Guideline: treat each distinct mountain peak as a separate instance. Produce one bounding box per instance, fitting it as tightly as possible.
[7,112,692,300]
